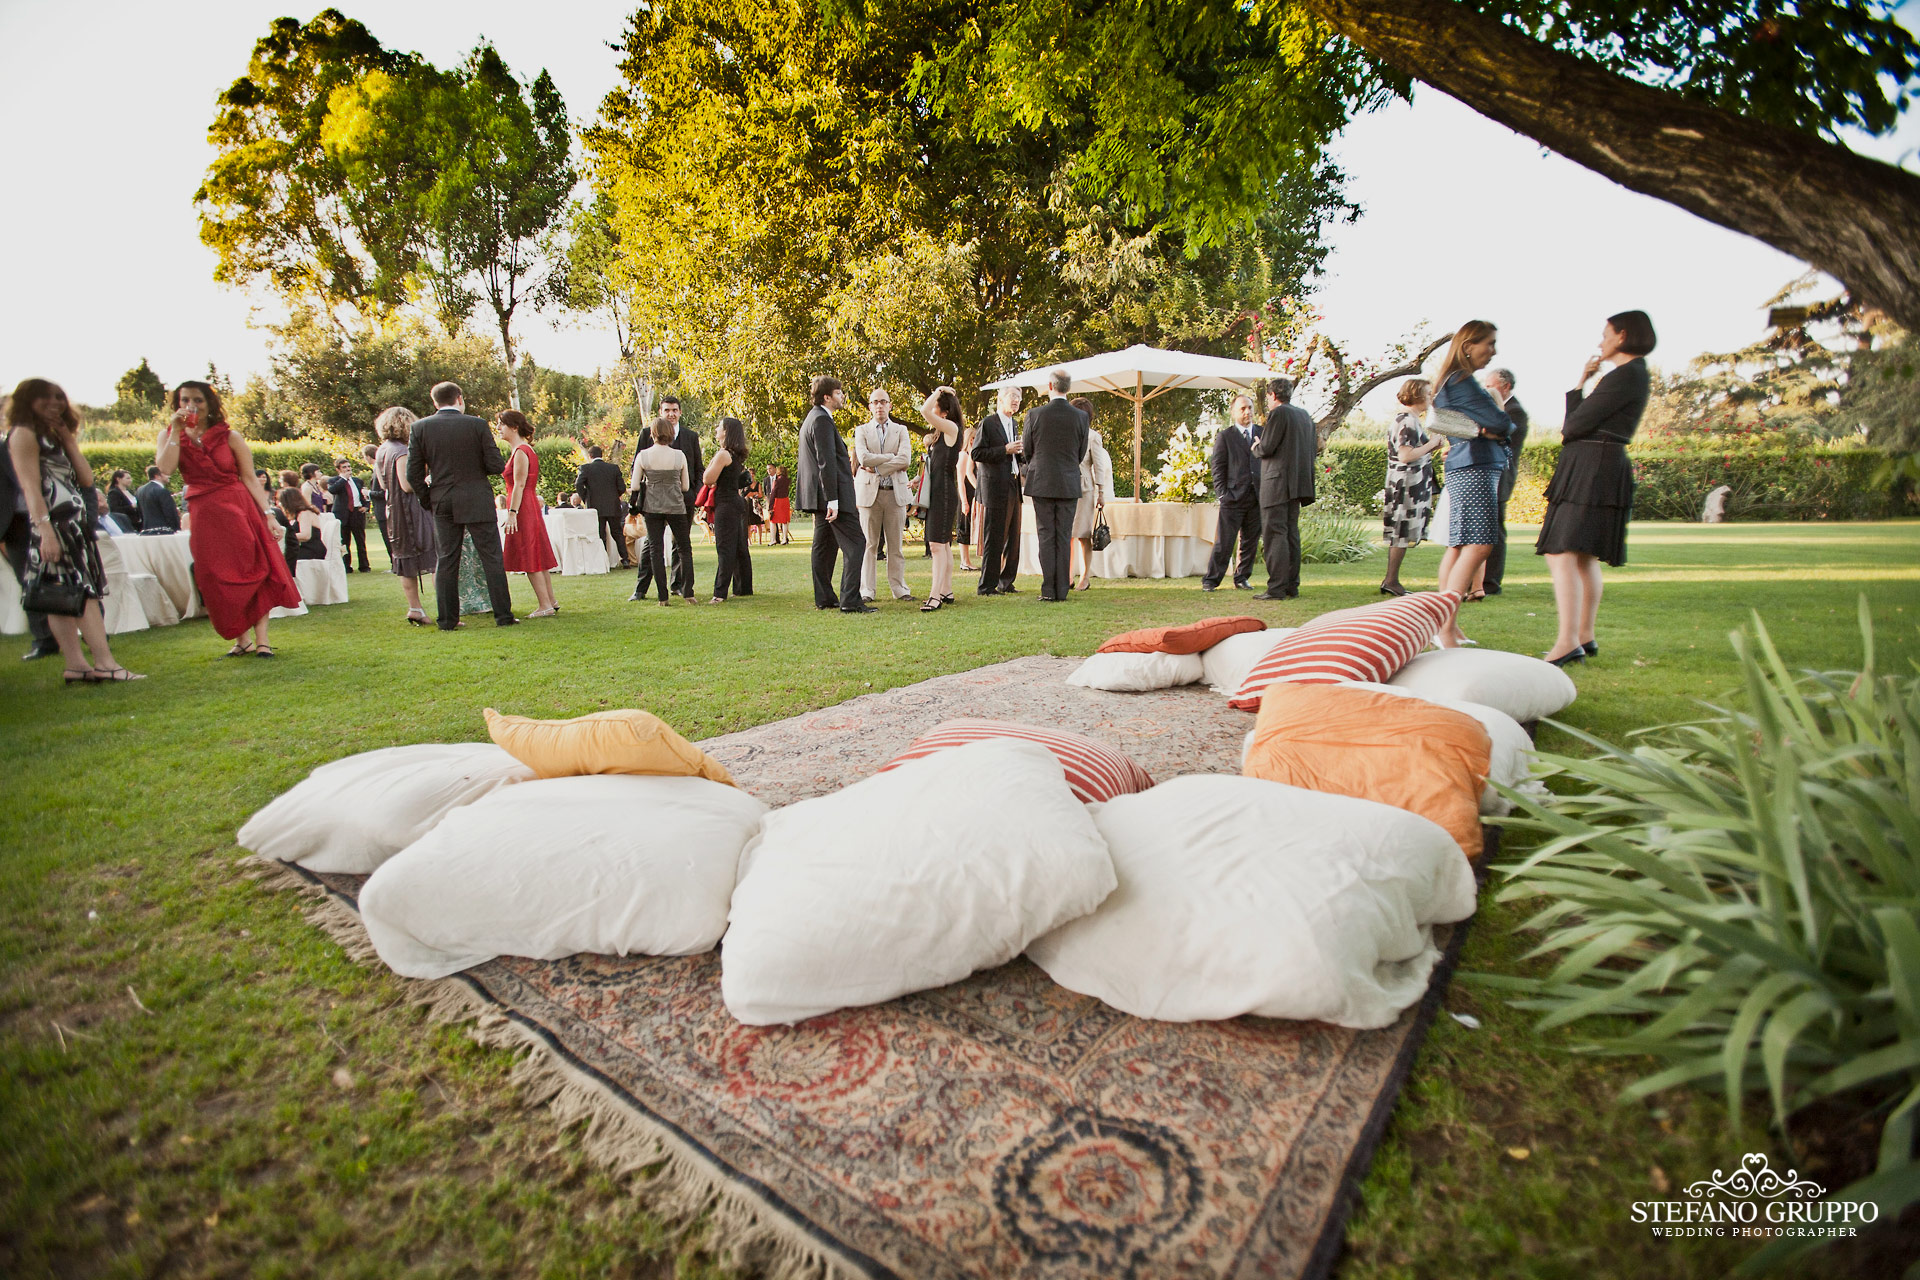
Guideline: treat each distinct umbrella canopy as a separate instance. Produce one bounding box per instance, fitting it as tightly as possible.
[983,345,1275,499]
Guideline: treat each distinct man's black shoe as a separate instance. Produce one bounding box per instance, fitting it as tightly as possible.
[841,603,878,614]
[1233,581,1254,590]
[1199,583,1218,592]
[497,616,520,626]
[21,641,59,661]
[998,585,1021,594]
[629,591,645,602]
[1251,590,1288,601]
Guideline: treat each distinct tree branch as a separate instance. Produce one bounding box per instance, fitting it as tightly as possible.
[1312,332,1449,446]
[1303,0,1920,331]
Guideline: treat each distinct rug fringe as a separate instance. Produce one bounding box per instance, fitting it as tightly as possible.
[242,854,869,1280]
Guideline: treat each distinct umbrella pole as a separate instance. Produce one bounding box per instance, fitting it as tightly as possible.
[1133,372,1143,500]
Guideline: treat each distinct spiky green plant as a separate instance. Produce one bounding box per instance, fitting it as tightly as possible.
[1477,598,1919,1272]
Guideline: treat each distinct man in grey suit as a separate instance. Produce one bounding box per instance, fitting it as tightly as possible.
[135,466,181,533]
[1023,369,1089,602]
[795,375,873,613]
[1252,377,1317,600]
[405,381,517,629]
[1201,393,1261,591]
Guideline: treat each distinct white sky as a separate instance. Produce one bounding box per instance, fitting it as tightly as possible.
[3,0,1916,428]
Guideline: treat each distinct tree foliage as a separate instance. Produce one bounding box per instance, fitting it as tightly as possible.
[586,0,1349,460]
[113,359,167,412]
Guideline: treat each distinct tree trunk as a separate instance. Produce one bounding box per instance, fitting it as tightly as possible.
[1302,0,1920,332]
[498,314,521,411]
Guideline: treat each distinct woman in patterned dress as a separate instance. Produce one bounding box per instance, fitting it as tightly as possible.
[1379,377,1441,596]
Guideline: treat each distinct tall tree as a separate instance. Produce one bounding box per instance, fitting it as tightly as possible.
[114,359,167,412]
[917,0,1920,330]
[325,46,576,407]
[196,10,417,328]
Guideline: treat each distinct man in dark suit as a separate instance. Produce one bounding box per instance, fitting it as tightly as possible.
[1252,377,1317,600]
[663,396,704,597]
[1201,393,1261,592]
[574,445,630,567]
[970,384,1025,595]
[0,437,57,659]
[1022,370,1089,602]
[135,466,180,533]
[1481,367,1530,595]
[795,375,872,613]
[325,457,372,572]
[406,381,516,629]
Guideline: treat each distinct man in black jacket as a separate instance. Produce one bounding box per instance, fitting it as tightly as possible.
[1252,377,1317,600]
[134,466,180,533]
[575,445,630,567]
[325,457,372,573]
[405,381,516,629]
[795,376,872,612]
[971,384,1025,594]
[1201,393,1261,591]
[1481,367,1530,595]
[1023,370,1089,602]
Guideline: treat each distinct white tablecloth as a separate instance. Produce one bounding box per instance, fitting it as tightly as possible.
[1016,499,1218,579]
[498,506,610,575]
[112,532,202,620]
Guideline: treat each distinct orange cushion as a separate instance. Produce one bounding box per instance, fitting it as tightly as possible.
[483,708,737,786]
[1098,615,1265,655]
[1242,682,1490,860]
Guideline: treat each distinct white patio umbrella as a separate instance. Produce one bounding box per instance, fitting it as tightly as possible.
[983,344,1275,500]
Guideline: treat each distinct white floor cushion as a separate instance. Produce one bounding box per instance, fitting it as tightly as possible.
[722,738,1116,1025]
[238,743,536,873]
[1027,774,1477,1029]
[359,775,769,980]
[1066,650,1205,691]
[1200,628,1295,696]
[1388,648,1576,724]
[1339,681,1543,816]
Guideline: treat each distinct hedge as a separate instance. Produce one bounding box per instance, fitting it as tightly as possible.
[1317,441,1914,522]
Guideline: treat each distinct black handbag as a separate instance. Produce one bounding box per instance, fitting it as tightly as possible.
[23,563,88,617]
[1089,513,1112,552]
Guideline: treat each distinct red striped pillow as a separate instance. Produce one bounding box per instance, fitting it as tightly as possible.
[880,720,1153,803]
[1228,592,1459,711]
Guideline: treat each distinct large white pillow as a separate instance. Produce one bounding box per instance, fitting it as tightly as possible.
[359,775,769,980]
[1028,775,1476,1028]
[1388,648,1576,724]
[722,738,1116,1025]
[1200,627,1296,696]
[1066,650,1205,692]
[1338,681,1542,816]
[239,743,536,873]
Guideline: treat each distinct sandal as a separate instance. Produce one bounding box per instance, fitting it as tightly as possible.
[253,645,276,658]
[87,667,146,682]
[528,607,558,618]
[63,668,94,685]
[920,597,943,612]
[406,610,429,627]
[225,641,255,657]
[1463,589,1487,602]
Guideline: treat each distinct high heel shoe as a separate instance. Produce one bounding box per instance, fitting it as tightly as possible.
[1379,583,1407,597]
[1581,640,1598,658]
[1544,648,1586,667]
[406,610,428,626]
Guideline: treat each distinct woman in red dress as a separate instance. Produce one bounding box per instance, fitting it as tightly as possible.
[496,410,558,618]
[155,381,301,655]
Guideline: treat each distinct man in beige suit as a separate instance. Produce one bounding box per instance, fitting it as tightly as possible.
[854,387,914,602]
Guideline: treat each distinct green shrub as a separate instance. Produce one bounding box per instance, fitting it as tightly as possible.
[1299,497,1377,564]
[1479,601,1919,1273]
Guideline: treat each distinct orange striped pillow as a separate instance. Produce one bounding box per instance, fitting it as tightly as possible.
[880,720,1153,803]
[1228,592,1459,711]
[1098,616,1265,655]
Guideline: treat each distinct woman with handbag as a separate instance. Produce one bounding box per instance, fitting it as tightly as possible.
[5,380,141,683]
[1425,320,1514,647]
[1068,396,1113,591]
[156,380,302,656]
[915,387,964,611]
[1536,310,1657,666]
[634,416,694,605]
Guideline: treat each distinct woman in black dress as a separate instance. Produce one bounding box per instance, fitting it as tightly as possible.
[916,386,964,611]
[277,486,330,576]
[702,417,754,602]
[1536,310,1656,666]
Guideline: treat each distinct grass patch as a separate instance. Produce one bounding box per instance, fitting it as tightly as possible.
[3,519,1918,1277]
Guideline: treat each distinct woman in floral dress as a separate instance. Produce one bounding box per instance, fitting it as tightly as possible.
[1380,377,1442,595]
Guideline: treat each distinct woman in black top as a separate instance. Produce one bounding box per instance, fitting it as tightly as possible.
[278,486,329,576]
[106,469,142,531]
[1537,310,1656,665]
[702,417,754,602]
[915,386,964,611]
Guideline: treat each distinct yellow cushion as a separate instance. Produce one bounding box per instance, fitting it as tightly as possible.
[482,708,737,787]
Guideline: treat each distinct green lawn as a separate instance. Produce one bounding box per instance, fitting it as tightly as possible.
[3,520,1917,1279]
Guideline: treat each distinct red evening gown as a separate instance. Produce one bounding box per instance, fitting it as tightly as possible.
[177,423,302,638]
[501,442,558,573]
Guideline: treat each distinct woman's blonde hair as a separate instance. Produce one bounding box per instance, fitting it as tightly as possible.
[374,406,416,443]
[1396,378,1431,408]
[1430,321,1496,397]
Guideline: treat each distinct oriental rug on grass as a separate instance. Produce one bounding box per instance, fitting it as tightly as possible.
[263,656,1486,1280]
